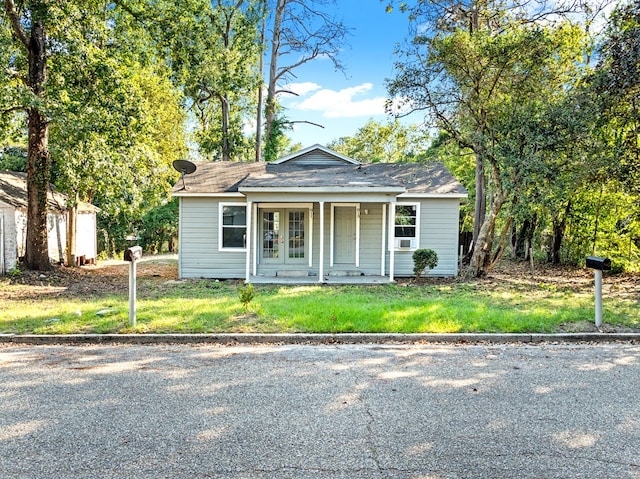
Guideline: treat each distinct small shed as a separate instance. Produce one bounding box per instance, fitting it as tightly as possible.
[0,171,99,274]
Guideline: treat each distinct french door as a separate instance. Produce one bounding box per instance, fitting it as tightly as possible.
[260,209,307,264]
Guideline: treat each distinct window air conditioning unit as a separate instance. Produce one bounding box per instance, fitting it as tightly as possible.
[399,239,412,249]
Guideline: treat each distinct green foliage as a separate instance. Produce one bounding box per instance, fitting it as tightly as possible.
[412,249,438,279]
[328,119,428,163]
[138,198,179,254]
[238,283,255,311]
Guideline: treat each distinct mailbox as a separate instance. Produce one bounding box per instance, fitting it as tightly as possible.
[586,256,611,271]
[124,246,143,262]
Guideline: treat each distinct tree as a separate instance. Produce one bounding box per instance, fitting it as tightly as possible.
[261,0,348,161]
[387,0,592,276]
[2,1,187,264]
[1,0,54,270]
[328,119,427,163]
[156,0,262,162]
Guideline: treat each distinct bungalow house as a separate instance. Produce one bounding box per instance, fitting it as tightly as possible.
[172,144,468,283]
[0,171,99,274]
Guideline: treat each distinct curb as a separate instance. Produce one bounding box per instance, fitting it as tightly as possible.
[1,333,639,346]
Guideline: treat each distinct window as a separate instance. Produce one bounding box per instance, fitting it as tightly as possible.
[220,203,246,250]
[394,203,419,249]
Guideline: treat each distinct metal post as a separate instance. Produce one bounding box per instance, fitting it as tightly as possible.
[129,260,137,327]
[594,269,603,328]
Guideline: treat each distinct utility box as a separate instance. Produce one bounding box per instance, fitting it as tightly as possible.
[124,246,143,262]
[586,256,611,271]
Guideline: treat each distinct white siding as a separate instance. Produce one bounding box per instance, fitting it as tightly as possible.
[1,204,17,274]
[388,198,461,277]
[285,151,352,166]
[179,197,247,279]
[76,212,97,260]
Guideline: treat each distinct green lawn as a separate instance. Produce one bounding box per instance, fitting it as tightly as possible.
[1,275,638,334]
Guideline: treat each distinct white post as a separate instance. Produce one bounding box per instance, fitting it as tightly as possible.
[245,201,252,283]
[389,201,395,282]
[319,201,325,282]
[595,269,603,328]
[380,204,386,276]
[129,261,136,327]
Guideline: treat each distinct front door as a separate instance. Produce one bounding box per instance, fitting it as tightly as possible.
[334,206,356,264]
[261,209,307,264]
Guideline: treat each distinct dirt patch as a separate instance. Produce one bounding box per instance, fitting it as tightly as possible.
[0,257,179,300]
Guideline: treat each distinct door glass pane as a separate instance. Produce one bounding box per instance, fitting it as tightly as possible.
[288,211,305,259]
[262,211,280,258]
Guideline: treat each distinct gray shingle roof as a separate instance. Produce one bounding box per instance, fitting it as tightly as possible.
[173,161,467,196]
[0,171,99,212]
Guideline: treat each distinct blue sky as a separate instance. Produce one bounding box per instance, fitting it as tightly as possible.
[277,1,416,147]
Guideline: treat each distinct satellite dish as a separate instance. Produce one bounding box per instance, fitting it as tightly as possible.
[172,160,197,190]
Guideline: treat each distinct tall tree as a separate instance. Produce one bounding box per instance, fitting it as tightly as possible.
[387,0,593,276]
[262,0,348,161]
[156,0,262,161]
[2,0,53,270]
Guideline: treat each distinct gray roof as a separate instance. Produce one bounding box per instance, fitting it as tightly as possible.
[0,171,99,213]
[173,161,467,197]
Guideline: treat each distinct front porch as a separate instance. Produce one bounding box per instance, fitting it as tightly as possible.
[248,274,393,285]
[243,199,401,284]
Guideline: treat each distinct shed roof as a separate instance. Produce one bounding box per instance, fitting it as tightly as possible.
[0,171,99,213]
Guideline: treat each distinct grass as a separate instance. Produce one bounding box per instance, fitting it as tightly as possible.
[1,276,638,335]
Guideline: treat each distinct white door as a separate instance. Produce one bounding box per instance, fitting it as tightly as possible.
[334,206,356,264]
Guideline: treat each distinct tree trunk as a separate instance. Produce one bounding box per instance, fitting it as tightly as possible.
[66,198,77,267]
[472,148,487,247]
[219,94,230,161]
[549,202,570,264]
[255,0,267,162]
[468,160,505,277]
[24,14,52,271]
[264,0,285,161]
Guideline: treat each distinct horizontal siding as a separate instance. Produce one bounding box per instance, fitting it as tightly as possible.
[179,197,245,279]
[1,206,17,273]
[287,151,350,166]
[388,198,461,277]
[178,197,461,280]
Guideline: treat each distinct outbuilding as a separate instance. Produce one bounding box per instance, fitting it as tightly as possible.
[172,144,468,283]
[0,171,99,274]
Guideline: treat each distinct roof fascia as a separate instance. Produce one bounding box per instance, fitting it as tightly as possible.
[172,192,245,198]
[398,192,469,199]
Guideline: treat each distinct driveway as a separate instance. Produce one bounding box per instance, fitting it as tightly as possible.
[1,342,638,478]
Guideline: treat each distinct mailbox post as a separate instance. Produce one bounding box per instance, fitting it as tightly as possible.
[586,256,611,328]
[124,246,143,327]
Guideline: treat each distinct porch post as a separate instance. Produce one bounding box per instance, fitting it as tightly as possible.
[389,200,395,282]
[245,201,252,283]
[318,201,325,282]
[380,204,386,276]
[252,202,258,276]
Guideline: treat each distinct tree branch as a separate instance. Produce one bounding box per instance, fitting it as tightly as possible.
[4,0,30,49]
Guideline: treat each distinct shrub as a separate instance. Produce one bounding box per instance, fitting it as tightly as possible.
[412,249,438,279]
[238,283,255,311]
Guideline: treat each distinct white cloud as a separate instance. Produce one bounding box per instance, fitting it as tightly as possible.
[293,83,387,118]
[282,82,322,96]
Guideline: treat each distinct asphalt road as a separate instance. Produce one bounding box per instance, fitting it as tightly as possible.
[1,342,639,479]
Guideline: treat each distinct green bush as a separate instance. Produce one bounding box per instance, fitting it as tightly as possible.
[412,249,438,279]
[238,283,255,311]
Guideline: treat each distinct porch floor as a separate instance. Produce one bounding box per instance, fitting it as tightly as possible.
[249,275,392,285]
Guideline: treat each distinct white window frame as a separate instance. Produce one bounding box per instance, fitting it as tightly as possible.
[219,202,248,251]
[391,202,420,251]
